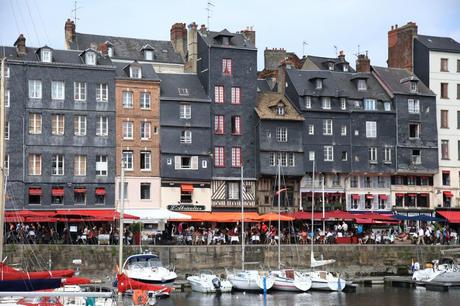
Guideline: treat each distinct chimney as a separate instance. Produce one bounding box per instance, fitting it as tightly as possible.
[264,48,287,71]
[170,22,187,60]
[64,18,76,50]
[387,21,417,71]
[241,26,256,47]
[14,34,26,55]
[338,50,346,62]
[356,53,371,73]
[200,24,207,34]
[186,22,198,73]
[277,62,287,94]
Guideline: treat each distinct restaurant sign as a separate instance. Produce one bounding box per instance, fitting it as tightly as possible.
[167,204,206,211]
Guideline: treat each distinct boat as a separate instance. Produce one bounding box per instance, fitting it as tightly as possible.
[412,258,460,283]
[122,253,177,284]
[226,166,275,292]
[187,271,232,293]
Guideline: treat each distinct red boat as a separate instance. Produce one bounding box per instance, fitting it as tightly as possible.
[16,297,63,306]
[0,263,74,281]
[117,273,173,296]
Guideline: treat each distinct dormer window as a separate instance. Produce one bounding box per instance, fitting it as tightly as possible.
[343,64,349,72]
[41,49,52,63]
[328,63,335,71]
[107,47,113,57]
[85,52,96,65]
[410,81,418,93]
[144,50,153,61]
[357,79,367,91]
[316,79,323,90]
[130,66,142,79]
[276,103,285,116]
[178,88,189,96]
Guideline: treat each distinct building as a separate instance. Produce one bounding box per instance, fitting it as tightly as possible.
[2,35,116,209]
[158,73,212,212]
[301,52,355,73]
[388,22,460,208]
[373,66,438,215]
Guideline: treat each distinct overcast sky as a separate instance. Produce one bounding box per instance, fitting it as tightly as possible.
[1,0,459,69]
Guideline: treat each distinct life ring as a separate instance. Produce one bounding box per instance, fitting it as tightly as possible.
[133,289,148,305]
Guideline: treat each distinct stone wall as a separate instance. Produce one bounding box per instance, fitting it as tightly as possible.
[5,244,458,279]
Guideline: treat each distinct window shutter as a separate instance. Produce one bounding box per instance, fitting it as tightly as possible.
[174,156,181,170]
[191,156,199,170]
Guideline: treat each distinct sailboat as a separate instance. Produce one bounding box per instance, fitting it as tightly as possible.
[301,160,346,291]
[226,166,275,291]
[270,162,312,292]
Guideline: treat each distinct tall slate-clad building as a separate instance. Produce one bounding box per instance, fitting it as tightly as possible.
[196,27,258,210]
[1,35,116,209]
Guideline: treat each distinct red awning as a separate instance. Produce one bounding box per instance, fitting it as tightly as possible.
[365,194,374,200]
[4,209,139,222]
[181,184,194,193]
[442,170,450,174]
[407,193,417,197]
[74,188,87,193]
[51,188,64,197]
[379,194,388,200]
[443,191,453,198]
[172,212,261,222]
[395,193,404,197]
[351,194,360,200]
[353,213,397,222]
[420,193,429,197]
[95,188,106,196]
[28,188,42,196]
[437,211,460,223]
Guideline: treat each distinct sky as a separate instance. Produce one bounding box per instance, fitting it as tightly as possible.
[1,0,460,69]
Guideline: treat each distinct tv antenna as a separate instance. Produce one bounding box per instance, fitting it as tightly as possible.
[302,41,308,56]
[206,1,215,30]
[71,0,82,26]
[353,44,361,57]
[333,45,338,57]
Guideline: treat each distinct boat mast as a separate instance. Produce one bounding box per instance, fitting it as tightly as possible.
[0,58,6,262]
[277,160,281,270]
[310,160,315,261]
[322,176,325,233]
[241,165,244,271]
[118,158,125,275]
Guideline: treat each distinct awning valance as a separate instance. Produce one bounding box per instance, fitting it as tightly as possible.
[379,194,388,200]
[28,188,42,196]
[365,194,374,200]
[395,193,404,197]
[74,188,86,193]
[181,184,194,193]
[51,188,64,197]
[351,194,360,200]
[443,191,453,198]
[437,211,460,223]
[95,188,106,196]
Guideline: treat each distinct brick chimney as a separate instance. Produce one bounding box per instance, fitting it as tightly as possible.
[170,22,187,60]
[387,22,417,71]
[241,26,256,47]
[64,18,76,50]
[356,53,371,73]
[338,50,346,62]
[277,62,287,94]
[14,34,26,55]
[186,22,198,73]
[200,24,207,34]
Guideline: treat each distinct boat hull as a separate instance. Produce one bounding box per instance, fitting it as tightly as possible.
[227,271,274,291]
[273,277,311,292]
[0,278,62,292]
[303,271,346,292]
[187,275,232,293]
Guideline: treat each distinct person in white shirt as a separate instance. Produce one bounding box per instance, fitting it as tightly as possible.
[342,221,348,233]
[417,227,425,245]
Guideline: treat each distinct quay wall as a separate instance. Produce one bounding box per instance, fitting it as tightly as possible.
[5,244,459,279]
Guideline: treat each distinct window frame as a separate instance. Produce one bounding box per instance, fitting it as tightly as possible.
[74,155,87,176]
[140,151,151,171]
[73,81,87,101]
[231,115,241,135]
[96,155,108,176]
[276,127,288,142]
[231,87,241,104]
[122,150,134,170]
[180,130,192,144]
[122,91,134,108]
[140,121,151,140]
[214,85,224,103]
[28,154,42,176]
[52,154,65,176]
[140,92,151,109]
[51,81,65,100]
[179,104,191,119]
[28,113,42,135]
[96,83,108,102]
[85,52,96,65]
[73,115,87,136]
[214,146,225,167]
[122,121,134,139]
[51,114,65,136]
[222,58,232,75]
[231,147,242,167]
[28,80,42,99]
[366,121,377,138]
[324,146,334,161]
[321,97,331,110]
[323,119,333,135]
[96,116,108,137]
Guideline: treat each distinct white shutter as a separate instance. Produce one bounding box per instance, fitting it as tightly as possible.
[174,156,181,170]
[191,156,198,170]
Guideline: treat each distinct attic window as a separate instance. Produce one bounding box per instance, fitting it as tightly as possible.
[410,81,417,93]
[357,79,367,91]
[144,50,153,61]
[85,52,96,65]
[130,66,142,79]
[328,63,334,71]
[107,47,113,57]
[316,79,323,90]
[178,88,189,96]
[343,64,349,72]
[41,49,52,63]
[276,103,285,116]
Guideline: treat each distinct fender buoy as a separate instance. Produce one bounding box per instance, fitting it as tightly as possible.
[133,289,148,305]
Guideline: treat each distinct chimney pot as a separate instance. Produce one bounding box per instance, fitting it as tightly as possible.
[14,34,27,55]
[356,53,371,73]
[64,18,76,50]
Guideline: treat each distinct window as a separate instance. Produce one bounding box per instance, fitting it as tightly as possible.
[364,99,376,110]
[144,50,153,60]
[222,58,232,75]
[51,187,64,205]
[276,104,285,116]
[412,149,421,164]
[384,147,392,163]
[107,46,113,57]
[357,79,367,91]
[458,140,460,160]
[409,124,420,139]
[74,188,86,205]
[74,115,87,136]
[340,98,347,110]
[308,124,314,135]
[458,59,460,72]
[140,151,151,171]
[28,154,41,175]
[51,81,65,100]
[215,86,224,103]
[178,88,189,96]
[442,171,450,186]
[441,110,449,128]
[175,156,198,170]
[408,99,420,113]
[384,101,391,111]
[276,127,287,142]
[366,121,377,138]
[341,151,348,161]
[28,80,42,99]
[180,104,191,119]
[324,146,333,161]
[130,66,142,78]
[41,49,51,63]
[269,152,295,167]
[364,177,372,188]
[231,87,241,104]
[74,155,86,176]
[180,130,192,143]
[315,79,323,90]
[96,116,108,136]
[122,151,133,170]
[441,140,449,160]
[5,90,9,107]
[85,52,96,65]
[441,58,449,72]
[4,154,8,176]
[28,113,42,134]
[51,114,65,135]
[140,183,151,199]
[341,125,347,136]
[305,96,311,109]
[457,84,460,100]
[214,115,224,134]
[231,116,241,135]
[441,83,448,99]
[350,176,358,188]
[122,91,133,108]
[369,147,377,164]
[95,188,106,205]
[328,62,334,71]
[309,151,315,161]
[410,81,418,93]
[52,154,64,175]
[96,83,108,102]
[321,97,331,109]
[96,155,108,176]
[458,111,460,129]
[323,119,333,135]
[74,82,86,101]
[214,147,225,167]
[228,182,239,200]
[140,121,151,139]
[122,121,133,139]
[140,92,151,109]
[231,147,242,167]
[343,64,349,72]
[4,122,8,140]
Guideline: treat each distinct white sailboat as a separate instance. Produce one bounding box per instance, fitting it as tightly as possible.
[271,162,312,292]
[412,258,460,283]
[226,166,275,291]
[187,270,233,293]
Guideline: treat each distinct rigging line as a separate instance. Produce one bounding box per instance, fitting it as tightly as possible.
[31,0,51,45]
[14,0,33,46]
[8,0,21,39]
[23,0,41,46]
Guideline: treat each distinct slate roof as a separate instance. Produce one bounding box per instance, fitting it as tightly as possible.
[255,92,304,121]
[372,66,435,97]
[113,62,160,81]
[200,29,256,50]
[304,55,356,72]
[286,69,390,101]
[257,79,272,92]
[158,73,210,101]
[0,46,113,67]
[415,35,460,53]
[71,32,184,64]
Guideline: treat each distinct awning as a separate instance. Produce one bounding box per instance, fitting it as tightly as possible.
[287,210,355,221]
[74,188,86,193]
[420,193,429,197]
[352,213,397,222]
[171,212,261,223]
[365,194,374,200]
[395,193,404,197]
[28,188,42,196]
[95,188,106,196]
[407,193,417,197]
[4,209,139,223]
[259,212,294,222]
[379,194,388,200]
[181,184,194,193]
[51,188,64,197]
[442,170,450,174]
[443,191,453,198]
[437,211,460,223]
[124,209,191,223]
[351,194,360,200]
